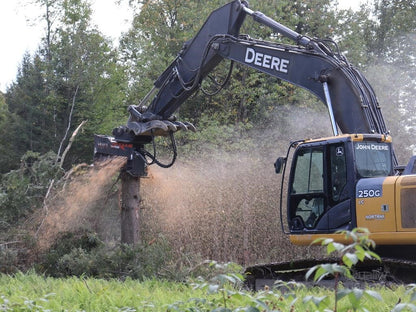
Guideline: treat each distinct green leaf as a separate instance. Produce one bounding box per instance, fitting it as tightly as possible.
[243,307,261,312]
[406,284,416,301]
[327,241,344,254]
[342,252,359,268]
[314,266,330,282]
[347,288,363,308]
[352,288,364,300]
[253,299,269,309]
[228,292,244,301]
[214,274,236,285]
[232,273,245,282]
[208,284,219,294]
[392,303,416,312]
[212,308,232,312]
[364,289,383,301]
[355,245,366,261]
[336,288,351,301]
[303,295,330,308]
[305,266,319,281]
[311,237,327,245]
[367,250,381,261]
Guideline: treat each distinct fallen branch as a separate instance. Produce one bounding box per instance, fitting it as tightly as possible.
[57,85,79,162]
[59,120,87,169]
[0,241,22,247]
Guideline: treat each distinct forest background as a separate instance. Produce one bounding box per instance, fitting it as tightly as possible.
[0,0,415,276]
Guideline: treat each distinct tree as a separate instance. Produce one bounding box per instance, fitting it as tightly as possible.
[2,0,129,170]
[4,54,52,172]
[0,93,17,172]
[360,0,416,161]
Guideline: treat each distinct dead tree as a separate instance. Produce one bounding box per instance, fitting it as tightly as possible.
[120,171,141,245]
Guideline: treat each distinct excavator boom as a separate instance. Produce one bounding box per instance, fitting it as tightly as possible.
[128,0,387,138]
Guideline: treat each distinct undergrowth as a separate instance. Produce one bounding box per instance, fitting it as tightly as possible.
[1,229,416,311]
[37,231,172,280]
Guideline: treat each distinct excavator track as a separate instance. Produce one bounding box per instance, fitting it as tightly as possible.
[245,258,416,291]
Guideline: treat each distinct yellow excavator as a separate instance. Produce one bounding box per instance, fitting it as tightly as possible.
[94,0,416,288]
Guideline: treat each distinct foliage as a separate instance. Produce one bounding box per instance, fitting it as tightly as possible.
[305,228,382,311]
[39,232,172,279]
[0,247,19,274]
[2,229,416,311]
[0,92,6,122]
[0,271,414,312]
[2,0,128,171]
[0,272,208,311]
[0,151,63,225]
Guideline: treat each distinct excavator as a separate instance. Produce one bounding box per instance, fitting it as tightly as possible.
[94,0,416,288]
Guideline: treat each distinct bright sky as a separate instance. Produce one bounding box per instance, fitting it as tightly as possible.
[0,0,133,92]
[0,0,363,93]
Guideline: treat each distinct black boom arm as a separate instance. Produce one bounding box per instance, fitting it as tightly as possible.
[96,0,392,176]
[125,0,388,137]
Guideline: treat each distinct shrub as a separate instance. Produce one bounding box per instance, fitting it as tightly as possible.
[38,232,172,280]
[0,151,63,224]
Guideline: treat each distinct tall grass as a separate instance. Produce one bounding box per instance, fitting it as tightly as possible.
[0,271,412,311]
[0,272,205,311]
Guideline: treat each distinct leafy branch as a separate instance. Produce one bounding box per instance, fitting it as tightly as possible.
[305,228,382,312]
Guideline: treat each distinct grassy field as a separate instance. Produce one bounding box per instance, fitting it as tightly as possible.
[0,272,414,311]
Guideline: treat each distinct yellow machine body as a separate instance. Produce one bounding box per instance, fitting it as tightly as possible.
[285,134,416,247]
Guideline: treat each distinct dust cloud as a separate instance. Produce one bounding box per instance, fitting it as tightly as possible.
[34,157,125,250]
[363,58,416,164]
[32,105,331,264]
[139,106,330,265]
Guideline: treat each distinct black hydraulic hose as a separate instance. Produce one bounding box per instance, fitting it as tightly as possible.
[143,131,177,168]
[175,35,224,93]
[201,60,234,96]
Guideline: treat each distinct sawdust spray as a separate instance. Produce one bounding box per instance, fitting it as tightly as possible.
[34,157,125,250]
[139,106,332,265]
[33,105,332,264]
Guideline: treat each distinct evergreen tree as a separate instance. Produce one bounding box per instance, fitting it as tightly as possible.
[2,0,128,170]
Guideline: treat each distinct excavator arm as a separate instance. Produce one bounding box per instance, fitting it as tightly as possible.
[95,0,392,176]
[127,0,387,136]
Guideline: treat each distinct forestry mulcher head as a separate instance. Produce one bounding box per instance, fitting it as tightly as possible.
[93,105,195,178]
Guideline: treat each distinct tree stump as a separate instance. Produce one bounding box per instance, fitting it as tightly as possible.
[120,171,141,245]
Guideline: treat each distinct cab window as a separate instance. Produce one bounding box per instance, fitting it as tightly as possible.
[354,141,392,177]
[290,147,324,229]
[291,148,323,194]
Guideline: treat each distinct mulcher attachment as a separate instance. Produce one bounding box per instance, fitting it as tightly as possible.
[94,106,195,177]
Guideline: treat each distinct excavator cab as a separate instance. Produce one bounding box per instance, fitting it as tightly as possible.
[280,134,401,244]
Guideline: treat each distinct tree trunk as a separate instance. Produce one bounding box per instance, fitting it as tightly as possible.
[120,171,141,245]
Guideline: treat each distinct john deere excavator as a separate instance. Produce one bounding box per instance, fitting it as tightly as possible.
[94,0,416,288]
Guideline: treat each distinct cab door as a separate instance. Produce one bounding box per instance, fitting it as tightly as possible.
[287,141,353,233]
[288,145,326,231]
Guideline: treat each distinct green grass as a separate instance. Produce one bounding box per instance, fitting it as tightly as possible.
[0,272,414,311]
[0,272,205,311]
